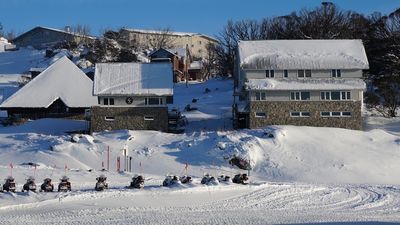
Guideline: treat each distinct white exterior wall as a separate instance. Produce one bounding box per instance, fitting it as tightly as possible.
[98,96,167,107]
[249,90,363,101]
[244,69,363,79]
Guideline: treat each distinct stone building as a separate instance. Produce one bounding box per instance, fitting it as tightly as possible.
[233,40,369,130]
[90,62,173,133]
[12,26,96,49]
[119,28,217,59]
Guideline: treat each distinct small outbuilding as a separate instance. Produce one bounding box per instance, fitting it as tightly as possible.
[0,56,98,119]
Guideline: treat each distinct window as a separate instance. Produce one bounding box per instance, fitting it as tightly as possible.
[284,70,288,78]
[291,91,310,101]
[144,116,154,121]
[265,70,275,78]
[331,91,340,100]
[103,98,114,105]
[105,116,115,121]
[255,92,266,101]
[297,70,304,78]
[321,91,351,100]
[291,111,311,117]
[298,70,311,78]
[331,69,342,78]
[290,112,301,117]
[321,112,331,117]
[342,111,352,117]
[305,70,312,77]
[255,112,266,118]
[145,97,163,105]
[320,111,352,117]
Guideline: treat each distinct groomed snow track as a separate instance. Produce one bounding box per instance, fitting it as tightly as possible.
[1,183,399,224]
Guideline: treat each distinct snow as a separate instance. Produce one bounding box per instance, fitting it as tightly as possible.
[0,37,9,52]
[246,78,366,90]
[0,48,46,74]
[189,60,203,70]
[166,47,187,58]
[0,79,399,224]
[0,56,98,108]
[94,62,173,96]
[238,40,369,70]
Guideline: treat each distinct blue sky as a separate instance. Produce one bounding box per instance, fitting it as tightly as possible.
[0,0,398,37]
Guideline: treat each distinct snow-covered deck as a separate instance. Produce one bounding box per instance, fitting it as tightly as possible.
[245,78,366,91]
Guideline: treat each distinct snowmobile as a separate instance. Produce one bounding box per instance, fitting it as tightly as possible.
[58,176,71,192]
[162,175,180,187]
[232,173,249,185]
[229,156,251,170]
[3,176,16,192]
[94,175,108,191]
[201,174,219,185]
[179,175,192,184]
[40,178,54,192]
[217,174,232,183]
[128,175,144,189]
[22,176,37,192]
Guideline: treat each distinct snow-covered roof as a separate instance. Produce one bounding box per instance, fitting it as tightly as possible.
[93,62,173,96]
[1,56,98,108]
[122,28,218,42]
[245,78,366,91]
[166,48,187,58]
[13,26,97,42]
[238,40,369,70]
[149,47,187,59]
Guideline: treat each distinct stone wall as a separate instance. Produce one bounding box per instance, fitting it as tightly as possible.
[90,106,168,133]
[249,101,362,130]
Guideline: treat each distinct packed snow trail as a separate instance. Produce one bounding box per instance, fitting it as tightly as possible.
[0,183,400,224]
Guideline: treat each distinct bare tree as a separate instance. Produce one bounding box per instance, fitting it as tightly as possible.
[145,27,176,49]
[71,24,91,36]
[201,43,218,80]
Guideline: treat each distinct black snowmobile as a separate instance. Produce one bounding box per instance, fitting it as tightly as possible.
[162,175,180,187]
[179,175,192,184]
[95,175,108,191]
[22,176,37,192]
[128,175,144,189]
[3,176,16,192]
[58,176,71,192]
[232,173,249,185]
[217,174,232,183]
[201,174,219,185]
[40,178,54,192]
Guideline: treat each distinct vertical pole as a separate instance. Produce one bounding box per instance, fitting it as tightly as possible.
[123,148,127,171]
[117,157,120,172]
[129,157,132,172]
[107,146,110,171]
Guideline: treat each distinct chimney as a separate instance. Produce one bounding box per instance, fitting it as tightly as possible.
[64,26,71,33]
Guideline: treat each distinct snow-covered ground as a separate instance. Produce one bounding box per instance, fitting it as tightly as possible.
[0,78,399,224]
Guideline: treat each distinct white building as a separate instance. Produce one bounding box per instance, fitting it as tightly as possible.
[233,39,369,130]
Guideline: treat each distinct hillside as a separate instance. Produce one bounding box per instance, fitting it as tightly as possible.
[0,78,399,224]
